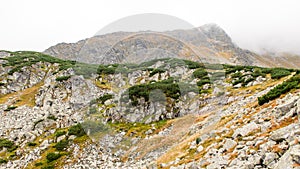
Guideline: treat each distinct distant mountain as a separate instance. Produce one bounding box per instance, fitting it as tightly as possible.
[44,24,300,68]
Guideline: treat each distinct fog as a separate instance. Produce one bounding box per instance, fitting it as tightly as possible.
[1,0,300,55]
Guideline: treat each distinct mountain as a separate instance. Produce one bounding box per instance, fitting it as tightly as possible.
[44,24,300,69]
[0,50,300,168]
[41,24,259,66]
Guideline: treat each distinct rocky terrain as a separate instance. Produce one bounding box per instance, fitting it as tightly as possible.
[0,50,300,169]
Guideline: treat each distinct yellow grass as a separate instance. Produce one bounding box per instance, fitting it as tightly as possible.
[0,82,43,107]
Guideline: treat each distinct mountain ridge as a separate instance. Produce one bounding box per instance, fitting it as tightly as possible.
[43,24,300,69]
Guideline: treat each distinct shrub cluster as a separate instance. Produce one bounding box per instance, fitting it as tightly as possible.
[270,68,291,79]
[46,152,62,162]
[0,158,7,164]
[193,68,208,78]
[0,138,17,152]
[54,140,69,151]
[126,78,181,105]
[258,74,300,105]
[1,51,76,75]
[68,124,86,137]
[149,68,166,77]
[97,94,113,104]
[55,75,71,82]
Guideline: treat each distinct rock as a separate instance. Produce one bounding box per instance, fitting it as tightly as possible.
[40,140,50,150]
[104,99,112,106]
[270,123,297,142]
[223,139,237,151]
[233,122,260,138]
[263,152,278,165]
[197,145,204,152]
[290,145,300,164]
[57,135,66,142]
[277,96,298,113]
[233,83,242,88]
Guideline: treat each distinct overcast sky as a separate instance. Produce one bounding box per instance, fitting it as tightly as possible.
[1,0,300,54]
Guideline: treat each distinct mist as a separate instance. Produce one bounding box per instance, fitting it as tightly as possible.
[0,0,300,55]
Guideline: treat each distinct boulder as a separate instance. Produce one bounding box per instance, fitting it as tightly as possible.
[233,122,260,138]
[290,145,300,164]
[223,139,237,151]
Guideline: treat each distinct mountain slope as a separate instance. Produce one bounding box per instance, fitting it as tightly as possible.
[0,51,300,168]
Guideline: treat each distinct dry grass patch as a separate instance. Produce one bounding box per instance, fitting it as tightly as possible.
[0,82,43,107]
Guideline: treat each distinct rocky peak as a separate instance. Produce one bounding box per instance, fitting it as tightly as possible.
[199,23,233,44]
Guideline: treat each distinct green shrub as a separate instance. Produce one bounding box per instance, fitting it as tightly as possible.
[97,64,118,74]
[252,68,266,77]
[54,140,69,151]
[2,51,76,75]
[55,75,71,82]
[4,105,18,111]
[27,142,37,147]
[97,94,113,104]
[258,74,300,105]
[243,77,255,86]
[0,138,17,152]
[0,158,7,164]
[196,79,211,87]
[46,152,62,162]
[270,68,291,79]
[55,130,66,137]
[149,68,166,77]
[126,78,181,105]
[232,78,245,86]
[183,60,203,69]
[196,138,202,145]
[0,82,5,86]
[47,115,57,121]
[42,165,55,169]
[68,124,86,137]
[193,68,208,78]
[35,162,43,166]
[231,72,243,78]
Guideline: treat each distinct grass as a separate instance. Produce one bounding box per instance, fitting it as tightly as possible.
[0,82,43,107]
[109,120,167,138]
